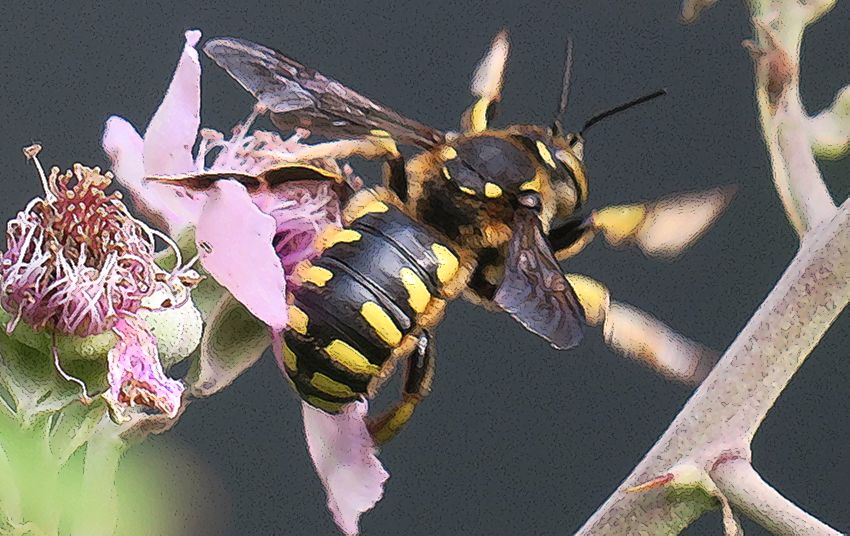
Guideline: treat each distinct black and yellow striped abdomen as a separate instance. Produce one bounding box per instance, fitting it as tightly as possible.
[281,191,467,413]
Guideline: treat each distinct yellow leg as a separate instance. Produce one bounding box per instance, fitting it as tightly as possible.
[565,272,716,384]
[461,30,509,133]
[367,332,435,445]
[551,186,735,260]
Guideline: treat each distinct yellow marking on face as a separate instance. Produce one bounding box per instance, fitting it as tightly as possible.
[351,200,390,220]
[324,340,381,376]
[442,166,452,180]
[300,265,334,287]
[431,244,459,283]
[323,229,361,249]
[484,182,503,198]
[557,149,589,204]
[469,99,489,132]
[439,146,458,160]
[310,372,357,398]
[288,305,309,335]
[535,140,557,169]
[369,129,391,137]
[282,341,298,372]
[360,301,403,346]
[306,395,345,413]
[458,186,476,196]
[399,268,430,313]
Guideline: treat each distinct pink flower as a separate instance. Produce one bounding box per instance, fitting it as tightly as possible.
[0,147,194,419]
[103,30,386,534]
[104,317,184,419]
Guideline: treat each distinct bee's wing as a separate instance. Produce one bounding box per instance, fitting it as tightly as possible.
[494,208,586,350]
[204,38,446,149]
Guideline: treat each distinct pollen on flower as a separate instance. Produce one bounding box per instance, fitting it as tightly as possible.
[0,148,194,337]
[196,109,349,277]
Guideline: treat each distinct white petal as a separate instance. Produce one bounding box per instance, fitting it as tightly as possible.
[303,400,389,536]
[143,30,202,176]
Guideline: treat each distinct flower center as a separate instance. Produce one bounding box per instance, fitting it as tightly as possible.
[1,156,163,336]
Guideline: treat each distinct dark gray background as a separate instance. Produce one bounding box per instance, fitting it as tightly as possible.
[2,1,849,534]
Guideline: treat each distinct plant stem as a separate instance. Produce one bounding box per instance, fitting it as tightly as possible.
[711,458,842,536]
[575,200,850,534]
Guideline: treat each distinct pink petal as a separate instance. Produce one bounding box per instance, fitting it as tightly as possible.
[143,29,202,176]
[104,316,184,419]
[103,116,201,233]
[303,400,389,536]
[196,180,289,331]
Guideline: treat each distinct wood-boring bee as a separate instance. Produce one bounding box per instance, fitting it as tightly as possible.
[171,32,711,444]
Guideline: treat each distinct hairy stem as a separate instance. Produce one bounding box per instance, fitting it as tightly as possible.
[711,458,842,536]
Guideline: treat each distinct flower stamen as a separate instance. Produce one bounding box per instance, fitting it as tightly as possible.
[52,336,92,403]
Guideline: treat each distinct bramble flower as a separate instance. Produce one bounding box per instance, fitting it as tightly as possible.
[103,30,386,535]
[0,145,199,420]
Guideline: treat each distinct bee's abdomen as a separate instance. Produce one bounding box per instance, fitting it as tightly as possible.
[281,201,461,413]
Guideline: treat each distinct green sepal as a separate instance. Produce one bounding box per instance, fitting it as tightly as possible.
[187,293,270,397]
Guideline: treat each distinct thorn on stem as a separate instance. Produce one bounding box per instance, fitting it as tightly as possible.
[743,18,795,109]
[624,473,675,493]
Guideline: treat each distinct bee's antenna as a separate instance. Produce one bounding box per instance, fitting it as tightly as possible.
[580,89,667,136]
[552,36,574,136]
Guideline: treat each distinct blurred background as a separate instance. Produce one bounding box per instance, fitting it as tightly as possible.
[1,1,848,534]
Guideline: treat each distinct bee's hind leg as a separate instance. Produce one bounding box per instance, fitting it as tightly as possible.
[367,331,435,446]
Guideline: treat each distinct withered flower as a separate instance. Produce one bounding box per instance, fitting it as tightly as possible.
[0,146,197,419]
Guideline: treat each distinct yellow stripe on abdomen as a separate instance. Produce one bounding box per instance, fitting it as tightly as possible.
[324,339,381,376]
[360,301,403,346]
[310,372,357,399]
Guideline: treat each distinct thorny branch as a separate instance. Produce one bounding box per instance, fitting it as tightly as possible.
[575,1,848,533]
[711,457,842,536]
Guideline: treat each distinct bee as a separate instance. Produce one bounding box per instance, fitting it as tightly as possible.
[181,33,677,443]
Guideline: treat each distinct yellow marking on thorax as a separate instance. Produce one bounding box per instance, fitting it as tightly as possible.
[306,395,345,414]
[300,265,334,287]
[369,129,391,137]
[521,167,546,192]
[310,372,357,398]
[535,140,557,168]
[360,301,402,346]
[484,182,503,198]
[431,244,459,283]
[458,185,476,196]
[324,340,381,376]
[288,305,309,335]
[350,200,389,220]
[399,268,431,313]
[439,146,458,161]
[282,341,298,372]
[322,229,361,249]
[441,166,452,180]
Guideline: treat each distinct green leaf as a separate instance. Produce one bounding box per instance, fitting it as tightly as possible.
[188,293,270,397]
